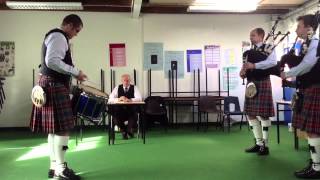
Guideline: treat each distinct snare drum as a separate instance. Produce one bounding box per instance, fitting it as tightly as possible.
[73,84,108,119]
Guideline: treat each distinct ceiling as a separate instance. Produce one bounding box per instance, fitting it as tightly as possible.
[0,0,312,14]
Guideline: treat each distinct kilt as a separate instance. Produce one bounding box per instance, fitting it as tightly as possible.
[30,75,75,134]
[292,84,320,135]
[244,77,275,117]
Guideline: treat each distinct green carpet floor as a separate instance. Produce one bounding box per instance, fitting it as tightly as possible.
[0,125,310,180]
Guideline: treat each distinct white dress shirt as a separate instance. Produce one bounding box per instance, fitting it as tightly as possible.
[44,29,79,77]
[285,35,319,78]
[254,42,278,70]
[108,85,142,103]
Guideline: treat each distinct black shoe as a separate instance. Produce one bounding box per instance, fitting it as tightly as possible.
[257,146,269,156]
[295,166,320,179]
[245,144,261,153]
[55,163,81,180]
[128,132,134,138]
[295,159,312,174]
[48,169,54,178]
[294,159,320,179]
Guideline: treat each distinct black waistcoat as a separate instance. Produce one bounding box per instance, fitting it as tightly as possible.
[40,28,73,85]
[118,85,134,99]
[296,42,320,89]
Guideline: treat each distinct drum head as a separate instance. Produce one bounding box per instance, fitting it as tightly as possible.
[78,84,108,98]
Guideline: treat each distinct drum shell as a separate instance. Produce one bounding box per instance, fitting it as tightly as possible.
[74,93,106,119]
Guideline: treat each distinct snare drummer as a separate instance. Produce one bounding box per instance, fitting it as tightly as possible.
[30,14,86,180]
[108,74,142,139]
[240,28,277,156]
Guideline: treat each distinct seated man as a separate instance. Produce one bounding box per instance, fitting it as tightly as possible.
[108,74,142,139]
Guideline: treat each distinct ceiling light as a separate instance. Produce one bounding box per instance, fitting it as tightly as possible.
[6,1,83,10]
[188,0,260,12]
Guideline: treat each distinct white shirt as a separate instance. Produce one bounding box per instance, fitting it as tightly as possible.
[254,42,278,70]
[108,85,142,103]
[44,30,79,77]
[285,35,319,78]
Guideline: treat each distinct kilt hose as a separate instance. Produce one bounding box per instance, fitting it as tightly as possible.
[293,84,320,135]
[244,77,275,118]
[30,75,75,134]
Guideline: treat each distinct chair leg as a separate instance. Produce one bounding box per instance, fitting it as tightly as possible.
[216,113,220,130]
[111,118,115,144]
[197,112,201,131]
[75,116,79,146]
[222,115,225,132]
[80,117,84,141]
[228,115,231,132]
[205,112,209,132]
[240,114,244,130]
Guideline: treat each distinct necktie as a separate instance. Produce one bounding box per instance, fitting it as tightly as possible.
[253,45,257,50]
[125,87,128,93]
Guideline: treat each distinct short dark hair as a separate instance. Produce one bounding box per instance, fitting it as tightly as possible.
[253,28,265,39]
[62,14,83,28]
[297,14,318,31]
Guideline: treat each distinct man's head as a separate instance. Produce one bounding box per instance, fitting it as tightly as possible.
[61,14,83,39]
[121,74,131,87]
[296,14,318,39]
[250,28,265,45]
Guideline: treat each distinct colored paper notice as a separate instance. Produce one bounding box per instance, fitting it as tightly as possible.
[224,49,236,65]
[143,42,163,70]
[109,43,126,67]
[205,45,220,68]
[0,41,15,76]
[187,49,202,72]
[223,66,239,90]
[164,51,184,78]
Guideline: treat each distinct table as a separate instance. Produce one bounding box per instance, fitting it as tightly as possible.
[107,101,146,145]
[163,96,224,129]
[163,97,199,125]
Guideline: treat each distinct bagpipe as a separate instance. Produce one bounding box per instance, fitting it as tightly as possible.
[244,10,320,81]
[242,17,290,87]
[272,10,320,77]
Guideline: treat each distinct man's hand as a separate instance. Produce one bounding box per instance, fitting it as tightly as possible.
[77,70,87,82]
[240,67,246,79]
[280,72,286,80]
[119,96,132,102]
[125,98,132,102]
[244,62,255,70]
[119,96,126,102]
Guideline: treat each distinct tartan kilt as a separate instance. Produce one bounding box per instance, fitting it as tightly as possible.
[30,75,75,134]
[292,84,320,135]
[244,77,275,117]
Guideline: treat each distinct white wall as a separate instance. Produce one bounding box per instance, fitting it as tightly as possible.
[0,11,286,127]
[143,14,284,122]
[0,11,143,127]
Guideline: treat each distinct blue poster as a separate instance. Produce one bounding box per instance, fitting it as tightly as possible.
[187,49,202,72]
[164,51,184,78]
[143,42,163,70]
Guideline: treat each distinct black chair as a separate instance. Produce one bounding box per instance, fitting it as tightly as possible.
[144,96,168,131]
[223,96,248,132]
[198,96,223,131]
